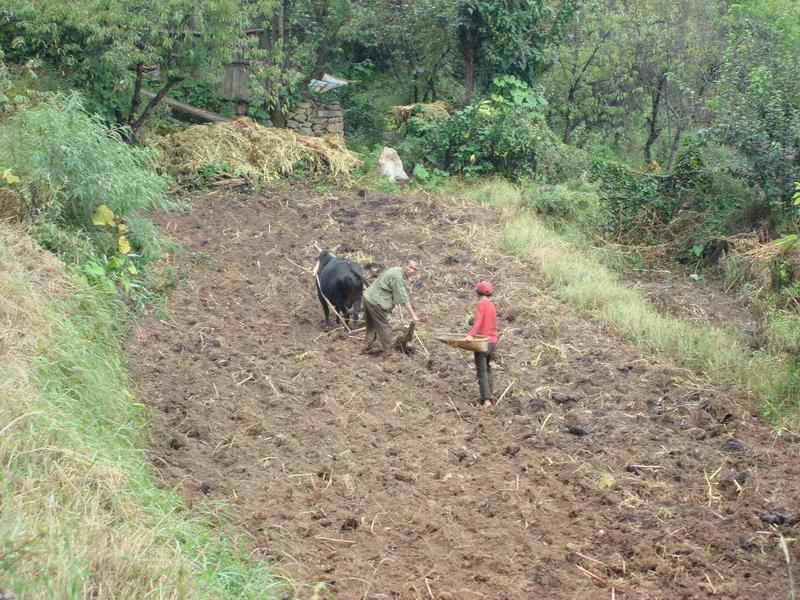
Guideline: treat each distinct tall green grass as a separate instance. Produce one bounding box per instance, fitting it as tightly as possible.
[0,92,174,267]
[469,180,800,419]
[0,228,282,598]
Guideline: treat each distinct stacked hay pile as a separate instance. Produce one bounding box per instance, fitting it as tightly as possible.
[286,102,344,137]
[391,101,450,128]
[720,233,800,290]
[157,118,359,182]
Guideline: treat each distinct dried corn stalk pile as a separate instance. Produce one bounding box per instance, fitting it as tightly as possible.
[157,118,360,182]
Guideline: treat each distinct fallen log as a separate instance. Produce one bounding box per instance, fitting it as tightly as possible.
[142,90,230,123]
[210,177,249,189]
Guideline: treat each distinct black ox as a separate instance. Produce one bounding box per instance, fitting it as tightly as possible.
[313,244,367,329]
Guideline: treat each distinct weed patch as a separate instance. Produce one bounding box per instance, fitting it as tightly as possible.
[0,92,176,303]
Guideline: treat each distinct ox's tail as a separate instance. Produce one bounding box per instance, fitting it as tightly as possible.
[350,264,369,288]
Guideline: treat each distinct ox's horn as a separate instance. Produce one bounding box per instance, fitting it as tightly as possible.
[331,243,342,253]
[313,241,323,252]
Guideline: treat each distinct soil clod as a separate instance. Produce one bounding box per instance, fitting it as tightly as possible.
[758,509,800,527]
[552,391,577,405]
[169,433,189,450]
[566,425,589,436]
[340,518,359,532]
[721,438,746,452]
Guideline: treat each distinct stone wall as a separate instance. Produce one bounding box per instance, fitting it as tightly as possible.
[286,101,344,137]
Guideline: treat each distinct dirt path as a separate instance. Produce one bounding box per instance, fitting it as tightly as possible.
[130,184,799,599]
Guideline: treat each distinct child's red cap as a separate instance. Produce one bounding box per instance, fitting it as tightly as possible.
[475,281,493,295]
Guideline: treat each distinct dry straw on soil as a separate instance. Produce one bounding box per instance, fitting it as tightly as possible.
[720,232,800,290]
[391,101,449,127]
[0,188,23,221]
[157,118,360,182]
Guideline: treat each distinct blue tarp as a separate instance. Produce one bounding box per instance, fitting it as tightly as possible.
[308,73,349,94]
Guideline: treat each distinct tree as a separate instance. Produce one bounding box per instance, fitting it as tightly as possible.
[333,0,455,103]
[123,0,242,138]
[0,0,243,137]
[241,0,305,125]
[543,0,726,166]
[543,1,630,145]
[454,0,580,97]
[624,0,724,166]
[711,8,800,204]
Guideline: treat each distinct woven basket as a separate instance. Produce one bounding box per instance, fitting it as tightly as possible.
[434,334,489,353]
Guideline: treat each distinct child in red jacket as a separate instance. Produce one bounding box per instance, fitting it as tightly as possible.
[466,281,498,408]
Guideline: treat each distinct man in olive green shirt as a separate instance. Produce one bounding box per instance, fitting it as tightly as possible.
[362,256,421,355]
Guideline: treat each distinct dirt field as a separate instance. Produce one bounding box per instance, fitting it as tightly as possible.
[130,183,800,599]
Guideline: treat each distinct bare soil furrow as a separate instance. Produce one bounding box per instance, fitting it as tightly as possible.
[131,186,800,599]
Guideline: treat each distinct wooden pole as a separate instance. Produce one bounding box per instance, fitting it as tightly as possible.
[141,90,230,123]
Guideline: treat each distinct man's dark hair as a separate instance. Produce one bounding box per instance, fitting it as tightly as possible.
[403,256,420,266]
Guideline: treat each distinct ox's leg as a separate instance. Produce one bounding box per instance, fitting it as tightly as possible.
[334,302,346,325]
[317,286,331,328]
[350,299,362,328]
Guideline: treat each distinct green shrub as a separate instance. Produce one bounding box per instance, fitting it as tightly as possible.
[666,135,712,200]
[336,72,400,151]
[592,159,663,229]
[427,102,568,180]
[0,92,173,290]
[411,164,449,188]
[0,49,13,113]
[712,18,800,208]
[383,77,589,182]
[393,104,449,171]
[592,137,762,244]
[522,178,606,229]
[172,77,232,118]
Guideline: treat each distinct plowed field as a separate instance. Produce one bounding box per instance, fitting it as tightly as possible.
[131,184,799,599]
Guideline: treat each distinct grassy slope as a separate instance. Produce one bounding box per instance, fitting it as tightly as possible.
[464,179,800,421]
[0,225,281,599]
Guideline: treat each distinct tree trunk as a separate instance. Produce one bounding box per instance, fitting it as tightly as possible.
[127,62,145,129]
[562,117,576,145]
[141,92,229,123]
[458,22,480,97]
[426,79,437,102]
[562,83,579,144]
[643,75,667,164]
[126,76,182,141]
[456,1,481,98]
[422,46,450,103]
[463,48,478,96]
[666,124,685,171]
[259,0,291,126]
